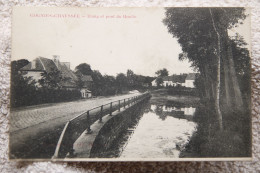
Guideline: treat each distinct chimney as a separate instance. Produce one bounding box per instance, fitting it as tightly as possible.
[31,60,36,69]
[63,62,70,69]
[53,55,60,69]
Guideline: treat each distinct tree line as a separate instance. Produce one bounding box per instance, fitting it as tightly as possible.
[10,60,154,108]
[74,63,154,96]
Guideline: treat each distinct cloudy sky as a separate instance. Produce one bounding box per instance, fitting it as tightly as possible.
[12,7,250,77]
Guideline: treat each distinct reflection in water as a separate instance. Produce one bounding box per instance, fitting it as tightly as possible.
[120,104,197,158]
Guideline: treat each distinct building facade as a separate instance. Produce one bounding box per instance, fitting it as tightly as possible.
[19,55,93,98]
[152,73,198,88]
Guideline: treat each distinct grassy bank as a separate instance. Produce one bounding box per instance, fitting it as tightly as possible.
[150,88,200,106]
[180,104,251,158]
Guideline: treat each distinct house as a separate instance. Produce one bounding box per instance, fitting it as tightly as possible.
[152,73,198,88]
[185,73,197,88]
[162,74,187,87]
[19,55,93,98]
[80,75,93,98]
[80,88,92,98]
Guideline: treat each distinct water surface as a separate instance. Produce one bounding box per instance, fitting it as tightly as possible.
[120,104,197,158]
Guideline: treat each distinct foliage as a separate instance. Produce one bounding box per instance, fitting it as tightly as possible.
[155,68,169,77]
[11,73,38,108]
[155,77,163,87]
[38,68,63,89]
[163,7,249,119]
[11,59,29,76]
[116,73,128,93]
[126,69,135,89]
[103,75,117,95]
[75,63,93,76]
[163,7,251,157]
[11,60,81,108]
[91,70,104,95]
[167,85,198,96]
[230,34,251,106]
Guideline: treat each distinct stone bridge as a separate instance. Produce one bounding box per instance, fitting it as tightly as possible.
[52,92,151,160]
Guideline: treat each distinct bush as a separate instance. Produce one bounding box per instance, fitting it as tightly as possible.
[11,81,82,108]
[180,105,251,158]
[167,86,198,96]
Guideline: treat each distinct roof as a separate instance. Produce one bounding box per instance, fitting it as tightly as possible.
[85,89,91,93]
[59,62,78,81]
[19,56,78,88]
[162,74,187,83]
[20,57,57,72]
[81,75,93,82]
[186,73,197,80]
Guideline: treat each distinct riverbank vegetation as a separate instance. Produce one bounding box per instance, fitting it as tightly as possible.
[163,8,251,157]
[150,88,199,106]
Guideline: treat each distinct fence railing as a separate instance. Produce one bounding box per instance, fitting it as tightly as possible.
[52,92,150,159]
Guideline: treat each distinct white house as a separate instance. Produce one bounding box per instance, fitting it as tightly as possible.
[152,73,197,88]
[185,73,196,88]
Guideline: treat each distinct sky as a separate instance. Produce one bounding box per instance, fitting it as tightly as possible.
[12,7,250,77]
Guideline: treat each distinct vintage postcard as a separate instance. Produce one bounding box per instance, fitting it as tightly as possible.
[10,7,252,161]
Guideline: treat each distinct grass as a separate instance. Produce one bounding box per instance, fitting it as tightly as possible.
[180,104,251,158]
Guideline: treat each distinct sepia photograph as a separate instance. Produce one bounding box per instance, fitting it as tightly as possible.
[10,7,251,161]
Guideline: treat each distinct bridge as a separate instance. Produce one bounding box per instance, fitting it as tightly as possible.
[52,92,151,160]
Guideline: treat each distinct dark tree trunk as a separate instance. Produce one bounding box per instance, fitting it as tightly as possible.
[203,64,211,100]
[222,49,232,108]
[222,29,244,111]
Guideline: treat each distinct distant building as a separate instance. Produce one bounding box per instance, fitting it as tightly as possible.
[19,55,93,98]
[80,75,93,98]
[80,88,92,98]
[185,73,197,88]
[151,73,198,88]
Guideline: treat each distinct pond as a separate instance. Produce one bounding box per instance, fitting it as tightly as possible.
[119,102,197,158]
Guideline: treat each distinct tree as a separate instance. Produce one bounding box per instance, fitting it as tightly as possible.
[126,69,135,89]
[116,73,128,93]
[91,70,104,96]
[11,71,37,107]
[230,34,251,107]
[103,75,117,95]
[11,59,38,107]
[11,59,29,76]
[156,77,163,87]
[39,68,63,89]
[163,8,248,130]
[75,63,93,76]
[155,68,169,77]
[209,8,223,130]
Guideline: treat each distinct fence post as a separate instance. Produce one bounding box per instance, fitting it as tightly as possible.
[99,105,103,122]
[86,110,92,134]
[110,102,112,116]
[118,100,120,111]
[124,99,126,108]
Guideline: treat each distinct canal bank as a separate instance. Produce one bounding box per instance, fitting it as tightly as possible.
[179,105,252,158]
